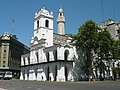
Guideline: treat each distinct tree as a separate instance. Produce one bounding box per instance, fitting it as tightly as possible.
[111,40,120,60]
[72,20,115,81]
[73,20,99,79]
[95,28,113,80]
[111,39,120,80]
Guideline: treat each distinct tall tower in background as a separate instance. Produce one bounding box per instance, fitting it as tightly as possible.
[57,8,65,35]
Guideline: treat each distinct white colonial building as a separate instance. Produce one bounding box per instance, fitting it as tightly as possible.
[20,7,77,82]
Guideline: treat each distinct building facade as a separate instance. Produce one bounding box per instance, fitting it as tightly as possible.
[20,7,77,82]
[20,8,120,81]
[0,33,30,78]
[100,19,120,40]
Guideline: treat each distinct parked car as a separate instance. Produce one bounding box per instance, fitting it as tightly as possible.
[4,71,13,80]
[0,72,4,80]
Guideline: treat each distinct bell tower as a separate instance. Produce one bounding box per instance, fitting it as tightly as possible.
[32,7,53,47]
[57,8,65,35]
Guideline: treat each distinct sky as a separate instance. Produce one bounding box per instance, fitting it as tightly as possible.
[0,0,120,46]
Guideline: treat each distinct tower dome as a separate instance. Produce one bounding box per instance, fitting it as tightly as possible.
[59,8,64,13]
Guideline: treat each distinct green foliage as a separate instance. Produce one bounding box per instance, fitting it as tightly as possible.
[95,29,113,80]
[96,28,113,60]
[72,20,120,80]
[78,20,99,50]
[111,40,120,60]
[73,20,99,77]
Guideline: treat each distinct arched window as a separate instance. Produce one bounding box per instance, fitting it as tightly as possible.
[35,51,39,63]
[37,20,39,28]
[35,67,38,78]
[47,66,50,81]
[46,52,49,62]
[60,13,62,16]
[41,76,44,80]
[22,70,25,80]
[64,50,69,61]
[23,58,25,65]
[28,57,30,64]
[54,65,57,81]
[54,50,57,61]
[65,66,68,81]
[45,20,49,28]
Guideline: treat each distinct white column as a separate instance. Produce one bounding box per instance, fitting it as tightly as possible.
[21,57,24,66]
[29,70,36,80]
[20,71,24,80]
[25,70,28,80]
[37,69,43,81]
[57,65,65,82]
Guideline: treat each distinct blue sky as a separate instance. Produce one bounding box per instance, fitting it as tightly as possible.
[0,0,120,46]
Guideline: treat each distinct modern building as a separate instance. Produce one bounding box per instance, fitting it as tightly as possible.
[100,19,120,40]
[0,33,30,79]
[20,7,77,82]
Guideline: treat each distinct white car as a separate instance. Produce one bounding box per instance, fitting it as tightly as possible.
[4,71,13,80]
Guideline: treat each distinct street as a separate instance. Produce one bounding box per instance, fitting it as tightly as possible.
[0,80,120,90]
